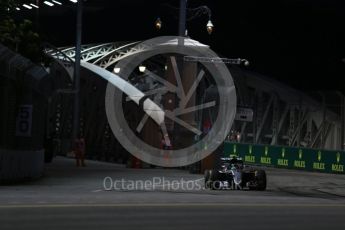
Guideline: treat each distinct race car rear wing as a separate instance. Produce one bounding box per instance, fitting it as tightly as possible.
[221,157,243,161]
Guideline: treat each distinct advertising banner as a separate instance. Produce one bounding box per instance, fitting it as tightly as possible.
[224,142,345,174]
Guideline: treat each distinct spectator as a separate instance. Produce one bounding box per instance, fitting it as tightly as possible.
[74,136,86,167]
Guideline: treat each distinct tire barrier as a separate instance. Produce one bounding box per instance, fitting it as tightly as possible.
[224,142,345,174]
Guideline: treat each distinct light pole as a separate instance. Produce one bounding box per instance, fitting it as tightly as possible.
[341,93,345,150]
[340,58,345,150]
[336,91,345,150]
[155,0,215,159]
[72,0,83,142]
[178,0,187,36]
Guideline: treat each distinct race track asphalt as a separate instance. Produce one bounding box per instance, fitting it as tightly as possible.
[0,157,344,230]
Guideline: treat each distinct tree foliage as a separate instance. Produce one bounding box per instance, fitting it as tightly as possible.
[0,0,41,62]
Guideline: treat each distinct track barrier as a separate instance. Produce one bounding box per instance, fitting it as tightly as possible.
[224,142,345,174]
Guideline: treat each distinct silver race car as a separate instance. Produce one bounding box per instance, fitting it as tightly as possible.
[204,156,267,190]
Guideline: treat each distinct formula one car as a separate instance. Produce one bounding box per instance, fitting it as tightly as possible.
[204,156,267,190]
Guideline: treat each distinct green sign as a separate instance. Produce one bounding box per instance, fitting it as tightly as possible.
[223,142,345,174]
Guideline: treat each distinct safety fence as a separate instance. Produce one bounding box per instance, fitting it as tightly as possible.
[223,142,345,174]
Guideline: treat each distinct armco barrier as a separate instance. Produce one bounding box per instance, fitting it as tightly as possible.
[223,142,345,174]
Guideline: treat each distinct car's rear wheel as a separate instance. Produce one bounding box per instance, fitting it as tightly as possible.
[210,170,221,190]
[204,170,211,189]
[254,170,267,191]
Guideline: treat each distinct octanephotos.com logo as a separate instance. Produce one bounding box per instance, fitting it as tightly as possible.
[103,176,204,191]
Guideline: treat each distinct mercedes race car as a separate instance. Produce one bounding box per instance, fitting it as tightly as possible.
[204,156,267,190]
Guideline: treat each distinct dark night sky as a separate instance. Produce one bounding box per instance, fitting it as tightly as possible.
[19,0,345,92]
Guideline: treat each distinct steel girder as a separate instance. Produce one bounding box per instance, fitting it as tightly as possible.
[45,41,142,67]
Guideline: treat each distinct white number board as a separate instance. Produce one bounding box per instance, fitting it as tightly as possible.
[16,105,33,137]
[235,107,253,122]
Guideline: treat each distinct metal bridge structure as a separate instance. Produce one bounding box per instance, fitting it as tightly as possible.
[44,40,345,163]
[229,67,344,151]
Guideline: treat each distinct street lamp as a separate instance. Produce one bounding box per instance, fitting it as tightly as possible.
[155,0,214,35]
[43,1,54,7]
[155,17,162,30]
[114,67,121,74]
[206,20,214,35]
[23,4,33,9]
[52,1,62,5]
[30,3,39,8]
[139,65,146,73]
